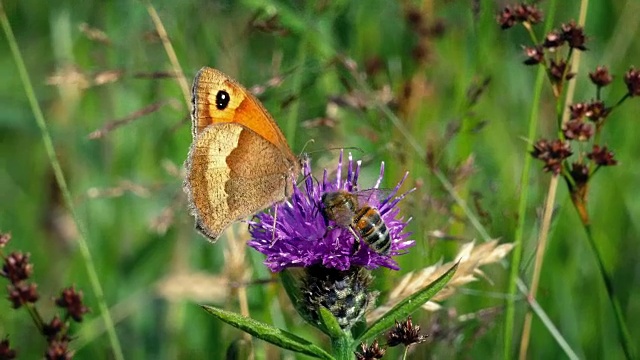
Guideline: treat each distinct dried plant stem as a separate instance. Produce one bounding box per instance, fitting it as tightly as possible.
[0,3,124,359]
[518,175,559,360]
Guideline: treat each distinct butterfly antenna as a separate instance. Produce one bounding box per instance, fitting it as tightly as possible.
[303,146,365,157]
[298,139,315,159]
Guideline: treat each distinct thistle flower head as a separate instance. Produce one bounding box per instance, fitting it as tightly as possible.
[248,152,414,272]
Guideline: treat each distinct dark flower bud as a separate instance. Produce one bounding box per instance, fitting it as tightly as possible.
[497,4,543,29]
[549,59,575,82]
[42,315,66,341]
[55,287,89,322]
[1,252,33,284]
[0,337,16,360]
[588,145,617,166]
[404,7,423,31]
[497,6,516,29]
[589,66,612,87]
[569,102,589,120]
[387,316,428,347]
[520,4,543,24]
[355,340,386,360]
[586,100,610,121]
[531,139,572,175]
[562,120,593,141]
[7,283,39,308]
[561,21,587,51]
[624,67,640,97]
[543,30,565,50]
[570,162,590,185]
[45,340,71,360]
[523,46,544,65]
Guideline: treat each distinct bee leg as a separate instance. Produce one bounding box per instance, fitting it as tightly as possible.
[321,207,333,238]
[323,224,334,238]
[348,226,361,253]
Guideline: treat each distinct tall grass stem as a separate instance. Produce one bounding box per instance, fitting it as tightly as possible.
[0,3,124,359]
[503,63,546,359]
[584,225,637,359]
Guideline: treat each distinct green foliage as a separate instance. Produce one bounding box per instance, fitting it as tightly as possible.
[201,305,333,359]
[1,0,639,359]
[355,263,458,344]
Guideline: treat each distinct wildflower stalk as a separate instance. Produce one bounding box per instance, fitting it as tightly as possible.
[498,1,636,358]
[0,4,123,360]
[331,334,353,360]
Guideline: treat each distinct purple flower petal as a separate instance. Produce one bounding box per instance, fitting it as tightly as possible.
[248,151,415,272]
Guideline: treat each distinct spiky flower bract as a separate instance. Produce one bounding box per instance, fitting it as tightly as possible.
[248,152,414,272]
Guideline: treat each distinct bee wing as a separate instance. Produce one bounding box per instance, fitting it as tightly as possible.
[351,188,396,206]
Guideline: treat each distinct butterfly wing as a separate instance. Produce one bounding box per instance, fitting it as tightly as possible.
[184,123,296,242]
[191,67,296,163]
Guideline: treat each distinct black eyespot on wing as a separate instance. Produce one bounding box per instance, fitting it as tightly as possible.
[216,90,230,110]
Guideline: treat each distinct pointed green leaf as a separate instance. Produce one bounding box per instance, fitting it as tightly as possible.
[318,306,345,339]
[202,305,333,360]
[355,262,458,343]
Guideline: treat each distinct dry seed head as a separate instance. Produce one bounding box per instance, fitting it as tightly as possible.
[367,240,513,321]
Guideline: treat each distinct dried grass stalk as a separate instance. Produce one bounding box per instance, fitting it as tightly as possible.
[367,240,513,322]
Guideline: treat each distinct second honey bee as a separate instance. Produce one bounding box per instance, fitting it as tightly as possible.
[320,190,391,255]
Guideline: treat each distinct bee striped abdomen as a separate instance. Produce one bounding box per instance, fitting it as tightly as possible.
[354,207,391,255]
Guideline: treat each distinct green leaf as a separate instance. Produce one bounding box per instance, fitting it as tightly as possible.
[355,262,458,343]
[201,305,334,360]
[318,306,345,339]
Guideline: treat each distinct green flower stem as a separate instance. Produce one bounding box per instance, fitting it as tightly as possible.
[583,225,636,360]
[331,332,353,360]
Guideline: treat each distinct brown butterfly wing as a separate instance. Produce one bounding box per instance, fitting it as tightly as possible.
[184,123,296,242]
[191,67,296,164]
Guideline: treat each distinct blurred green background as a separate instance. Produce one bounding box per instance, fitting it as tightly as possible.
[1,0,639,359]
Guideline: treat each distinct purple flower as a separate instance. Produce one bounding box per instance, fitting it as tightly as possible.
[248,152,414,272]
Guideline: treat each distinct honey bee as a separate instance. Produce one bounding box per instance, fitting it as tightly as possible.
[320,190,391,255]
